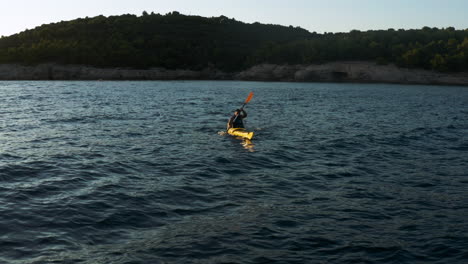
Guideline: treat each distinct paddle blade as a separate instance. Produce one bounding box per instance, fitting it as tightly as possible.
[244,92,254,104]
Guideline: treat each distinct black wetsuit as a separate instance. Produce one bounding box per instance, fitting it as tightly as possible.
[228,110,247,128]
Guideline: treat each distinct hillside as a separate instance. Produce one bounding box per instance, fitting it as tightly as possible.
[0,12,312,71]
[0,12,467,73]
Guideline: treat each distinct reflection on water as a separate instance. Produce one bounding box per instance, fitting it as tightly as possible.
[242,138,255,152]
[218,130,255,152]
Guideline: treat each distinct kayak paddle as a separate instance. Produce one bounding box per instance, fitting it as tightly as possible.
[240,91,254,110]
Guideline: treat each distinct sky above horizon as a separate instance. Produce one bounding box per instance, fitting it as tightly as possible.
[1,0,467,37]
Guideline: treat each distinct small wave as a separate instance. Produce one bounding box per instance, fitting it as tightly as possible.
[0,161,57,182]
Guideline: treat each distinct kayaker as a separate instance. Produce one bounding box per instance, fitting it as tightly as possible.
[227,109,247,130]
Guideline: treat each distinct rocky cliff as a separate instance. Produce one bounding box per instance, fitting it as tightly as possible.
[235,62,468,85]
[0,64,229,80]
[1,62,468,86]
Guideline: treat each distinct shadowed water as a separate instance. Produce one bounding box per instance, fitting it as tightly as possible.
[1,81,467,264]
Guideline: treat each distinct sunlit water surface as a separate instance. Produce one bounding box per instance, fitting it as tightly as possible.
[1,81,467,263]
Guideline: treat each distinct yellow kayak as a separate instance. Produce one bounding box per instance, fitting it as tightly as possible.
[227,128,254,140]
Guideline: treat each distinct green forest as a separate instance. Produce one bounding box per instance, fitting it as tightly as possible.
[1,12,467,72]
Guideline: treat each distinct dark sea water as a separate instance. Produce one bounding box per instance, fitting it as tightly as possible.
[1,81,467,264]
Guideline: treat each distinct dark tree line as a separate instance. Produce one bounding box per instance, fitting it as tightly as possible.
[0,12,467,72]
[250,27,468,72]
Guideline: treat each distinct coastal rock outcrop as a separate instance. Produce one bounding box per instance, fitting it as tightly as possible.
[1,62,468,86]
[236,62,468,85]
[0,64,230,80]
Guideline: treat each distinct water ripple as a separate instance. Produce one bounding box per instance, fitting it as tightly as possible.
[0,81,467,263]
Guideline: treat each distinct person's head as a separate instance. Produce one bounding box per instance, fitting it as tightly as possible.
[234,109,241,115]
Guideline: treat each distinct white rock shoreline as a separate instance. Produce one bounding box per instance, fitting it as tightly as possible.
[1,61,468,86]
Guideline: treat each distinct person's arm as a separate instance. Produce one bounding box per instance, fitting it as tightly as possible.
[241,110,247,118]
[227,116,234,130]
